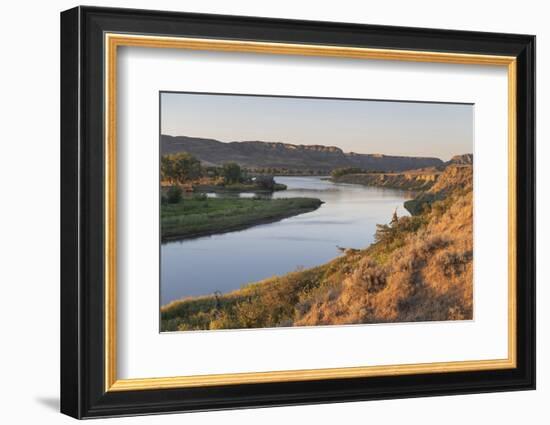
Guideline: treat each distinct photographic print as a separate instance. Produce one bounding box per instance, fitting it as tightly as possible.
[160,92,474,332]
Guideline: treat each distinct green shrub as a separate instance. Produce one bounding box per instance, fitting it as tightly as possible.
[166,185,183,204]
[331,167,364,178]
[222,162,242,184]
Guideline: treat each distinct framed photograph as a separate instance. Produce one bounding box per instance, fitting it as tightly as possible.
[60,6,535,419]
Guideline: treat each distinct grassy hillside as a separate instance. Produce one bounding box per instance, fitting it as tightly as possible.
[162,196,323,241]
[161,165,473,331]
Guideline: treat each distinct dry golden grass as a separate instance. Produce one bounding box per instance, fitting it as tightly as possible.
[295,166,473,326]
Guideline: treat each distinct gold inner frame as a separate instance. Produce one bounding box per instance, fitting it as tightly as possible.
[104,33,517,392]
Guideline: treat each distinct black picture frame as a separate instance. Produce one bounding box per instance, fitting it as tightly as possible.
[60,5,535,419]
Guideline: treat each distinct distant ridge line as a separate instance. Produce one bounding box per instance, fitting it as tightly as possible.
[160,134,448,172]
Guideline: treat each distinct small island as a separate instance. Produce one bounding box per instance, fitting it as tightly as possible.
[162,196,323,241]
[160,153,323,241]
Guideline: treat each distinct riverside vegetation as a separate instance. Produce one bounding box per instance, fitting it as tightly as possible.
[160,152,323,241]
[162,196,323,241]
[161,163,473,331]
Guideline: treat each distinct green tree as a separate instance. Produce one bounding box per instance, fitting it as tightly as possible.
[390,208,399,226]
[222,162,242,184]
[161,152,202,184]
[255,175,275,190]
[375,209,399,243]
[160,155,176,184]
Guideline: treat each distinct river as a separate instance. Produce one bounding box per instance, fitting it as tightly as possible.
[161,176,413,305]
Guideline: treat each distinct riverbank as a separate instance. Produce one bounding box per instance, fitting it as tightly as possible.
[330,170,440,191]
[161,196,323,241]
[193,182,287,193]
[161,165,473,331]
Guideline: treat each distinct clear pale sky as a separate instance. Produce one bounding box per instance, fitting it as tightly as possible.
[160,92,473,161]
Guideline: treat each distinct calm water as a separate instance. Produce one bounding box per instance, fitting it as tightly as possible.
[161,177,412,305]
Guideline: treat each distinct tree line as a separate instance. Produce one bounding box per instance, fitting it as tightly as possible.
[161,152,244,185]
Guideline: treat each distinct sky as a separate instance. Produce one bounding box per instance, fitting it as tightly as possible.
[160,92,473,161]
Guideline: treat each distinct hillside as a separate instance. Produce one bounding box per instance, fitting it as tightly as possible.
[447,153,473,166]
[331,169,441,191]
[404,164,472,214]
[161,135,444,172]
[161,165,473,331]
